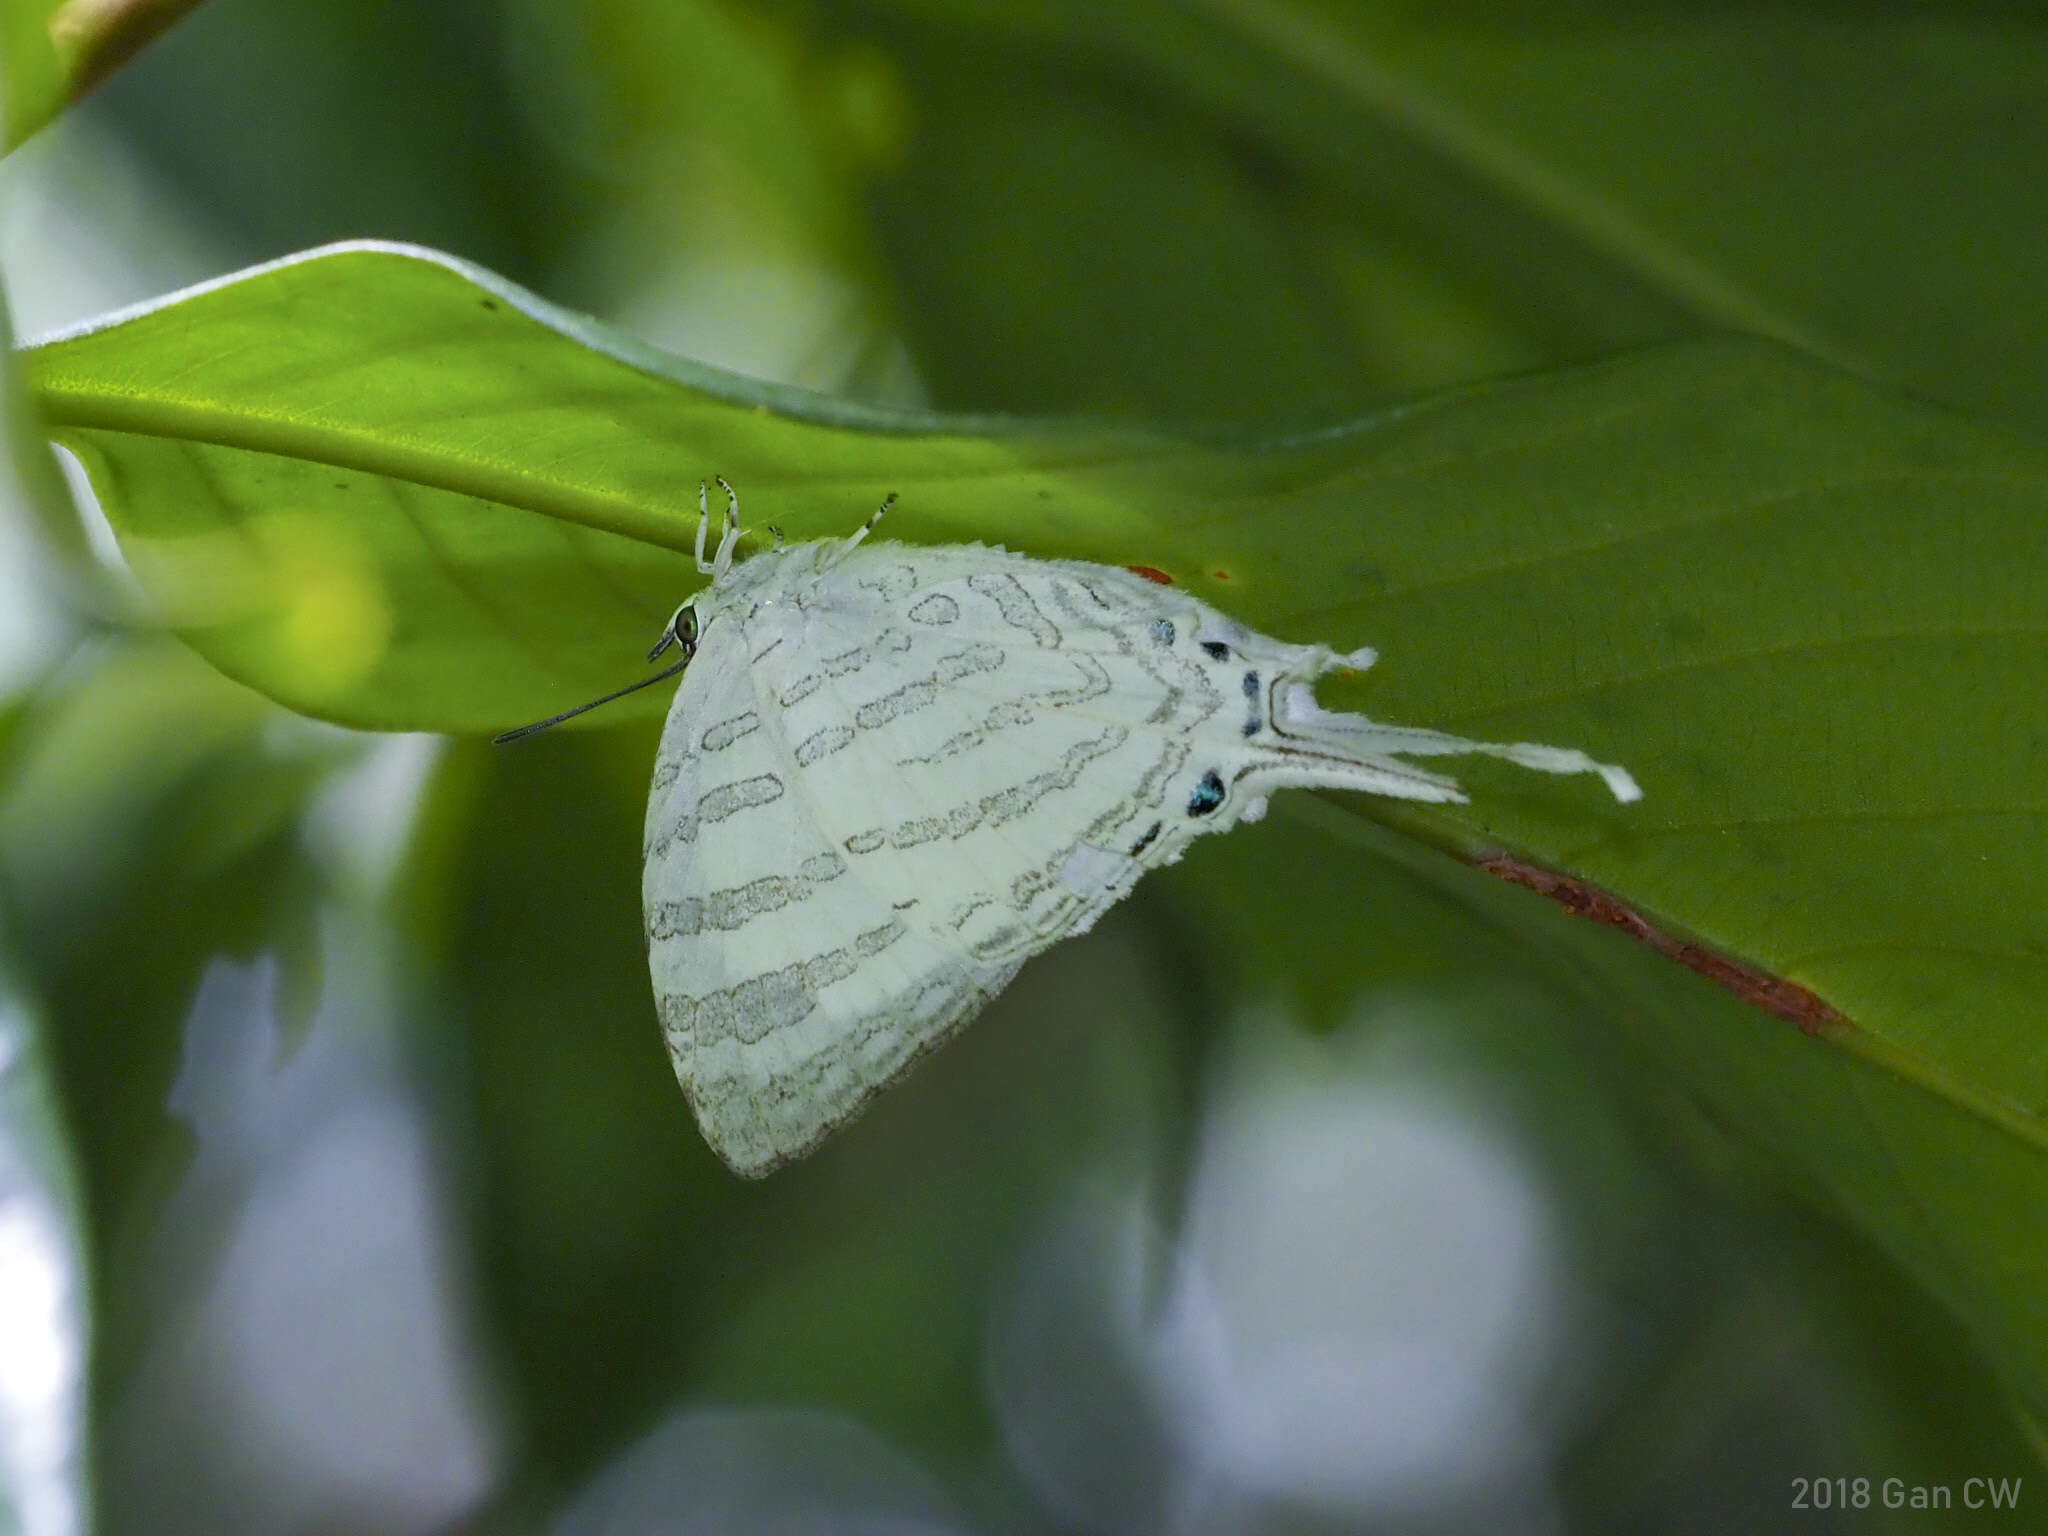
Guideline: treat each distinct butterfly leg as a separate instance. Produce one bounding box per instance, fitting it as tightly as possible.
[711,475,745,578]
[694,481,715,575]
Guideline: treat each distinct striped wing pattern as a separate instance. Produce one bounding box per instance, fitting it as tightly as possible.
[642,540,1637,1175]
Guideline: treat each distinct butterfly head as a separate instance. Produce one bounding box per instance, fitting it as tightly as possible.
[493,603,701,744]
[648,602,700,664]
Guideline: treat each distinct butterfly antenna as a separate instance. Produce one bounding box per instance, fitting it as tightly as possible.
[492,651,694,744]
[497,599,697,744]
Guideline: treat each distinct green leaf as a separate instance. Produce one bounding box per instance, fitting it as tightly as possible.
[854,2,2048,435]
[25,242,1183,733]
[856,0,1704,413]
[1298,4,2048,438]
[3,0,208,149]
[21,242,2048,1414]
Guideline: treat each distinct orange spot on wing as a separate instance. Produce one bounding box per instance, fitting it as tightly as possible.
[1125,565,1174,585]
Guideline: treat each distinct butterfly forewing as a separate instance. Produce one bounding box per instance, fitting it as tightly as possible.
[641,566,1013,1175]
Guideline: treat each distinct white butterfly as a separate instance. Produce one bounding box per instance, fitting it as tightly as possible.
[504,482,1640,1176]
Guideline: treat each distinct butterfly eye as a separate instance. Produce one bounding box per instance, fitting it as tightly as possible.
[647,603,697,664]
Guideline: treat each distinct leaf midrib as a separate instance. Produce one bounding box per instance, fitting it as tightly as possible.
[35,386,688,549]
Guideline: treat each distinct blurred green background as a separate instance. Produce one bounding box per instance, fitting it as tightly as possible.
[2,2,2045,1533]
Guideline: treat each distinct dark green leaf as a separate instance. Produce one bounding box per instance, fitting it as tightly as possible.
[852,1,2048,435]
